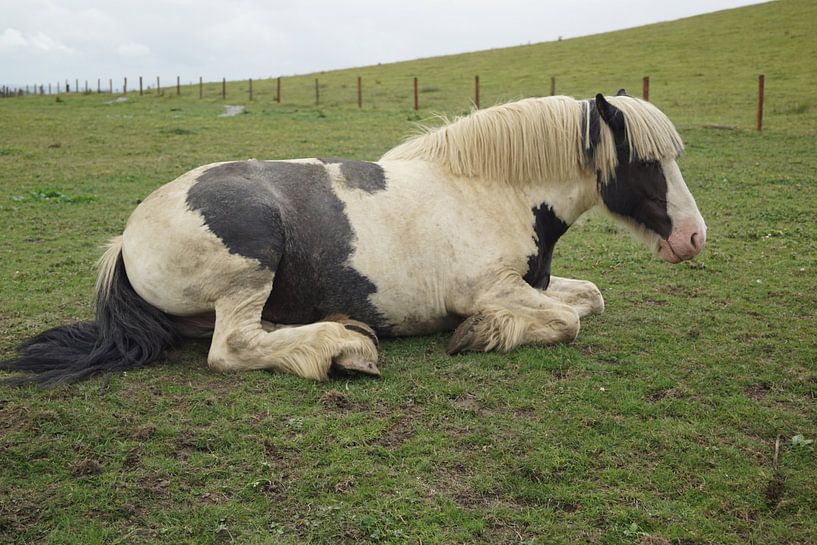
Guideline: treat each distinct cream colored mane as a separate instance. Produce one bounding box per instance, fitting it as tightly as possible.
[381,95,684,185]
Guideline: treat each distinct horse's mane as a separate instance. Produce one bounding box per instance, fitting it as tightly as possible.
[381,95,683,185]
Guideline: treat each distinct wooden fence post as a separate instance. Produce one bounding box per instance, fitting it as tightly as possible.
[176,76,180,96]
[642,76,650,101]
[156,76,161,95]
[249,78,253,101]
[199,77,203,99]
[97,79,100,93]
[139,76,143,96]
[357,76,362,108]
[757,74,765,132]
[413,77,419,110]
[124,77,127,94]
[109,79,113,94]
[276,77,281,103]
[222,78,226,100]
[315,78,319,105]
[550,76,556,96]
[475,75,480,109]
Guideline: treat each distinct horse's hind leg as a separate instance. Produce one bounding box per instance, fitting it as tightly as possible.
[544,276,605,317]
[207,277,379,380]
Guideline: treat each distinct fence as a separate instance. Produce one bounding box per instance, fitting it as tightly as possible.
[0,73,769,131]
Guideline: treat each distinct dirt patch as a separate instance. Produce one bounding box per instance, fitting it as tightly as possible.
[375,409,419,448]
[745,382,771,400]
[334,478,355,495]
[0,495,43,537]
[120,447,141,471]
[131,424,156,440]
[638,537,672,545]
[319,389,351,409]
[646,387,687,402]
[138,473,172,498]
[764,470,785,508]
[70,458,103,476]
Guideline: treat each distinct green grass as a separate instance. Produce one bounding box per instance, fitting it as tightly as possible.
[1,1,816,543]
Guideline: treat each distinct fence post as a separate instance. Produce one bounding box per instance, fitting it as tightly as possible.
[124,77,127,94]
[222,78,226,100]
[550,76,556,96]
[97,79,100,93]
[642,76,650,101]
[357,76,362,108]
[413,77,418,110]
[199,77,203,99]
[109,79,113,94]
[249,78,253,101]
[139,76,143,96]
[315,78,319,105]
[75,79,79,93]
[475,75,480,109]
[757,74,765,132]
[276,77,281,103]
[176,76,180,96]
[156,76,161,95]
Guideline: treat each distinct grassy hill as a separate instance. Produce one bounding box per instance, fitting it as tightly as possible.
[1,1,815,544]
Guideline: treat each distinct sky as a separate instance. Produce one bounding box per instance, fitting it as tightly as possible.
[1,0,767,89]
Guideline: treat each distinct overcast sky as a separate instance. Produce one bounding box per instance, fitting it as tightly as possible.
[2,0,767,88]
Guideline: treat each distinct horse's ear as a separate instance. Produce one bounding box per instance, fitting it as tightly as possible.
[616,88,627,96]
[596,94,615,124]
[596,93,626,134]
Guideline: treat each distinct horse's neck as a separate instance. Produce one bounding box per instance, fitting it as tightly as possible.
[515,173,599,226]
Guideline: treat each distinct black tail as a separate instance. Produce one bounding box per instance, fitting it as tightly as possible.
[1,239,177,387]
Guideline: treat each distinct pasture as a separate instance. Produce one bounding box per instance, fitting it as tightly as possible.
[1,1,816,543]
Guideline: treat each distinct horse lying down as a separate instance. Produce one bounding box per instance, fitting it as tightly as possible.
[1,91,706,386]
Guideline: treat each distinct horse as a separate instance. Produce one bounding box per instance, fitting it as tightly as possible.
[1,90,706,386]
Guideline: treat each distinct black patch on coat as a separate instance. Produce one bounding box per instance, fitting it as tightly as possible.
[600,160,672,239]
[523,204,569,290]
[318,158,387,193]
[186,161,389,332]
[187,161,286,270]
[594,94,672,240]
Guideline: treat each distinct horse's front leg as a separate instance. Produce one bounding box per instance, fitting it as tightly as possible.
[544,276,605,318]
[447,277,580,355]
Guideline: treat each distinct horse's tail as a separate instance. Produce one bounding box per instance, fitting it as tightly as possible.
[1,236,177,387]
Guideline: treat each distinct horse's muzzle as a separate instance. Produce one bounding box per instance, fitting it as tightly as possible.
[659,221,706,263]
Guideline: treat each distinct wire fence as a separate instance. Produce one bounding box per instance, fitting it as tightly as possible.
[1,73,769,131]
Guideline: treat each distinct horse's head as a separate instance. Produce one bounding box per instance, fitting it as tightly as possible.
[594,91,706,263]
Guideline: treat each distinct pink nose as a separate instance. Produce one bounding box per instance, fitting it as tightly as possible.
[659,223,706,263]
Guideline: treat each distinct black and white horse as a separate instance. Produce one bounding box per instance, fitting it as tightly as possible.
[2,91,706,385]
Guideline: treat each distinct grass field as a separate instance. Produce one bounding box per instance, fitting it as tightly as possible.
[1,1,816,544]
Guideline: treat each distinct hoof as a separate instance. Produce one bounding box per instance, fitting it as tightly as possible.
[447,314,488,355]
[332,354,381,377]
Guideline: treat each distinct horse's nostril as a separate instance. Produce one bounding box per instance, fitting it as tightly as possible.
[690,232,702,250]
